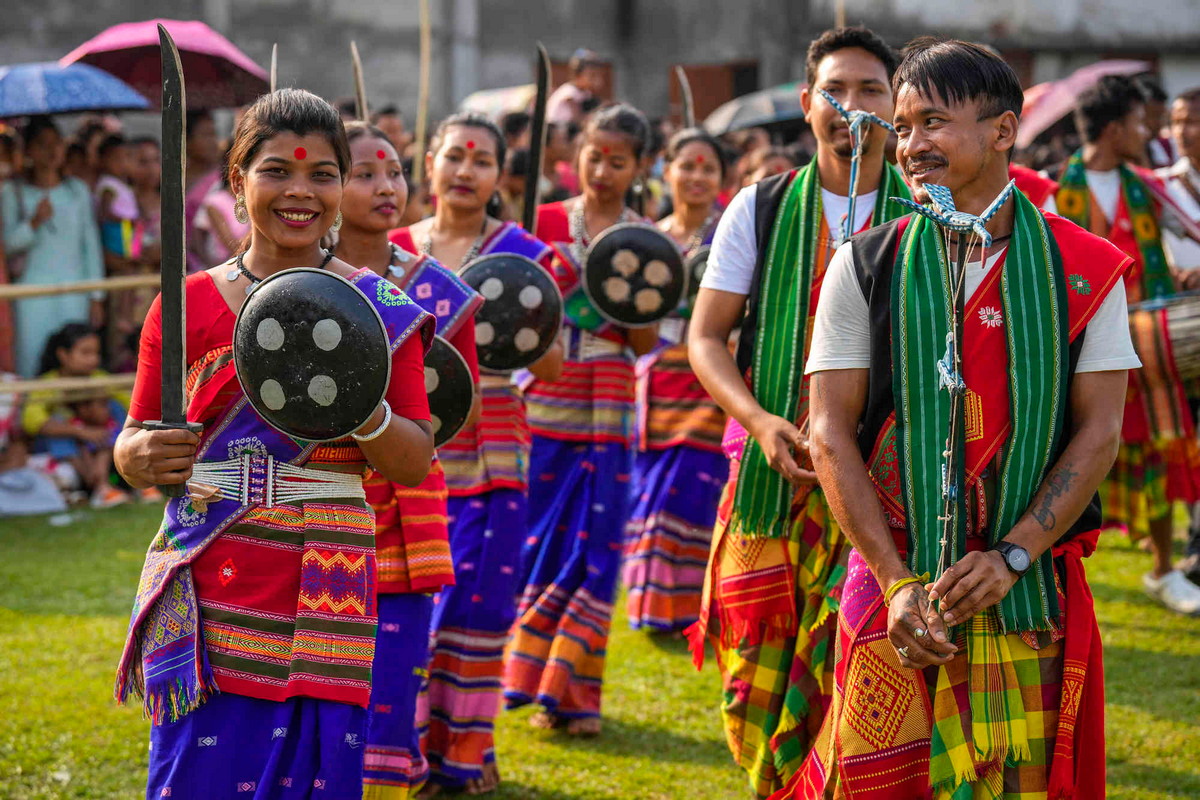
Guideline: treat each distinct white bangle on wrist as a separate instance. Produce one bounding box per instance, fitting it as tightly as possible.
[351,401,392,443]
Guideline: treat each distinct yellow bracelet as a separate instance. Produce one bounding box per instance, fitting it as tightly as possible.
[883,575,925,606]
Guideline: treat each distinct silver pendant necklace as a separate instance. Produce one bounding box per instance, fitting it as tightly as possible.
[682,210,719,256]
[569,201,636,264]
[420,217,488,269]
[387,242,414,279]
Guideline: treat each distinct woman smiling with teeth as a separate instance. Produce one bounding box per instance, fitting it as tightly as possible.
[114,88,437,799]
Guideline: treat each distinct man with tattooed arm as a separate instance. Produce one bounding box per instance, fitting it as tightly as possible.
[770,39,1137,799]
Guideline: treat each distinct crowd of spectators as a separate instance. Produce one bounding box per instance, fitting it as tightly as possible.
[0,68,1182,515]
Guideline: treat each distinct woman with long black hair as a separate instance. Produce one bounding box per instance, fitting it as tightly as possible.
[503,104,657,737]
[389,111,562,795]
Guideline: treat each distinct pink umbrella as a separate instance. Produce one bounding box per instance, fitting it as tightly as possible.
[60,19,268,109]
[1017,60,1151,149]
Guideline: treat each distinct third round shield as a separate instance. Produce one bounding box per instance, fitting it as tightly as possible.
[459,253,563,373]
[582,222,686,327]
[234,268,390,441]
[425,334,475,447]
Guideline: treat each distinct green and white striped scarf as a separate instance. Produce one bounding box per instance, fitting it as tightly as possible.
[731,161,909,538]
[892,190,1065,631]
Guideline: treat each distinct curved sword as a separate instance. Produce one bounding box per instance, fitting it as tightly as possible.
[886,180,1017,579]
[816,88,895,246]
[412,0,432,188]
[351,41,369,121]
[523,43,552,236]
[891,179,1016,248]
[270,43,278,93]
[676,65,695,128]
[146,24,202,497]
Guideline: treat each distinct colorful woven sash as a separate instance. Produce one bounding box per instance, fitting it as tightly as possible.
[732,162,908,539]
[1056,150,1173,299]
[385,253,482,339]
[892,191,1065,632]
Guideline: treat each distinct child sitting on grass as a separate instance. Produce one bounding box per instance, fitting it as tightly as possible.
[20,323,138,507]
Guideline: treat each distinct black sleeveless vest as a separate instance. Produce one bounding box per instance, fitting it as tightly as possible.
[734,169,799,377]
[848,217,1100,541]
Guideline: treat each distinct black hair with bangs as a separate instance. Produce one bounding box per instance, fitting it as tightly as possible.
[1074,74,1147,143]
[893,38,1023,121]
[806,26,899,86]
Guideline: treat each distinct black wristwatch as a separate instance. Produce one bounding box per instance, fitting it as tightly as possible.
[991,541,1032,577]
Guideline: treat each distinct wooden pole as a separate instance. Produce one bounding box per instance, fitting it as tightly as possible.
[0,373,136,397]
[412,0,432,189]
[836,0,847,27]
[0,274,159,301]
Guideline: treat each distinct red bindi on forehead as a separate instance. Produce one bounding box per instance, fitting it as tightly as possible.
[696,155,705,164]
[376,149,386,160]
[466,140,476,150]
[601,146,611,155]
[294,146,307,160]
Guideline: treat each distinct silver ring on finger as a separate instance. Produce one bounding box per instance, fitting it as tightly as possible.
[912,627,926,639]
[897,645,910,658]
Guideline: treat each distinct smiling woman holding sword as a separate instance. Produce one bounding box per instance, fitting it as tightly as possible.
[113,76,436,797]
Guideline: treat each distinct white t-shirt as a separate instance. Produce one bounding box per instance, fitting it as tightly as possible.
[1160,159,1200,270]
[806,240,1141,375]
[701,183,877,296]
[1085,169,1123,223]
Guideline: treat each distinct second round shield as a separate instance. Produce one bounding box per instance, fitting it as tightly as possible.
[459,253,563,373]
[583,222,685,327]
[233,268,391,442]
[425,335,475,447]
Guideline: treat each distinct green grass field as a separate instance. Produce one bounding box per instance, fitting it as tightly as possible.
[0,504,1197,799]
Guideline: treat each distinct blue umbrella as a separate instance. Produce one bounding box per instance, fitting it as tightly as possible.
[0,61,149,117]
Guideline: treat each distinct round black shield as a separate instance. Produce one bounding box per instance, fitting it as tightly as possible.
[680,245,710,317]
[425,335,475,447]
[459,254,563,373]
[582,222,685,327]
[234,268,390,442]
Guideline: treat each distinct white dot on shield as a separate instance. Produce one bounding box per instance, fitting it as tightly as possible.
[307,375,337,407]
[312,319,343,351]
[260,379,286,410]
[515,328,539,352]
[480,277,504,300]
[518,285,543,309]
[256,318,285,351]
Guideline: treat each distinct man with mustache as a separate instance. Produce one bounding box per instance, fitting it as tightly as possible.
[772,40,1135,798]
[686,27,911,797]
[1056,75,1200,616]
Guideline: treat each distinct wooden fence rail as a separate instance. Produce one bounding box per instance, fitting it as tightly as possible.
[0,373,137,397]
[0,274,160,301]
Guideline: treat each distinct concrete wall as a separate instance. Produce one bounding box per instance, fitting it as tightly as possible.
[825,0,1200,50]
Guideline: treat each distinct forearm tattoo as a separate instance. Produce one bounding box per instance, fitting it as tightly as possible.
[1030,464,1079,532]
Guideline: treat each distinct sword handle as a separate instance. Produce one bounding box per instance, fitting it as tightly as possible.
[142,419,204,498]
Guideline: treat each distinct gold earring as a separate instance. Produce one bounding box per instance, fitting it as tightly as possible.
[331,211,343,232]
[233,194,249,224]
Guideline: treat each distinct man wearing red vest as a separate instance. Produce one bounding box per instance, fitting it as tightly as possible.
[775,40,1135,798]
[1056,75,1200,616]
